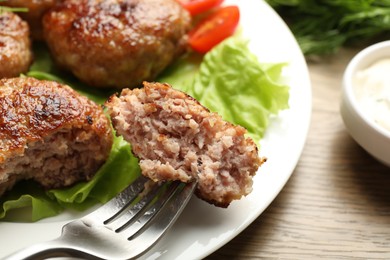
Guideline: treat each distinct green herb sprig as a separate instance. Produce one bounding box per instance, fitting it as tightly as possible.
[266,0,390,56]
[0,0,28,13]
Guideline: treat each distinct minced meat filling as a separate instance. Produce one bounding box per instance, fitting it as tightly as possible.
[106,82,266,207]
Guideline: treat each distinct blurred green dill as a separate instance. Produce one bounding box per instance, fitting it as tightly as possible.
[265,0,390,56]
[0,0,28,13]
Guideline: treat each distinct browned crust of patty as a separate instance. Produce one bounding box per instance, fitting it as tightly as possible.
[0,77,113,195]
[0,0,57,40]
[106,82,266,207]
[0,11,33,78]
[42,0,191,89]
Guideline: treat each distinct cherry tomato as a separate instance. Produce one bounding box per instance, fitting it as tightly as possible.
[177,0,224,16]
[188,6,240,54]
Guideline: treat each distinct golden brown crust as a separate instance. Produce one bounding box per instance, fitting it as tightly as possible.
[0,11,33,78]
[0,0,57,40]
[0,77,111,163]
[0,77,113,195]
[42,0,191,89]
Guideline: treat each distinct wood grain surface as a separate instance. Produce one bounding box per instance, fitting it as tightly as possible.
[206,47,390,259]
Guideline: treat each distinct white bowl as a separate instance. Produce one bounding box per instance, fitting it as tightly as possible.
[340,40,390,167]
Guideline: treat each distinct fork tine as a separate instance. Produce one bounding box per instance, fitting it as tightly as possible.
[83,175,149,224]
[108,181,182,235]
[122,180,197,258]
[3,179,197,260]
[104,181,175,231]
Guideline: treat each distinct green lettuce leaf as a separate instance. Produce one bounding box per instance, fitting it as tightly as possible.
[158,52,203,88]
[0,34,289,222]
[173,36,290,142]
[0,136,140,222]
[0,182,63,222]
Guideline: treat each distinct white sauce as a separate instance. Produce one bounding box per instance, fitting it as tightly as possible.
[353,58,390,132]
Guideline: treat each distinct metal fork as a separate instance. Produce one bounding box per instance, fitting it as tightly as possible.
[4,175,197,260]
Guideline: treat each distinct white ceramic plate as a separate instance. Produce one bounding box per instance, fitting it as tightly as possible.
[0,0,312,259]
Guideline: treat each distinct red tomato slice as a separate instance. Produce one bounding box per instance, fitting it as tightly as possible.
[188,6,240,54]
[177,0,224,16]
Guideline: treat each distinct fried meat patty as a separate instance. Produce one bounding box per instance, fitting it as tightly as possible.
[0,0,57,40]
[0,11,33,78]
[105,82,266,207]
[43,0,191,89]
[0,77,113,197]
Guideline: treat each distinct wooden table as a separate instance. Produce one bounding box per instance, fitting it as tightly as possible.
[207,47,390,259]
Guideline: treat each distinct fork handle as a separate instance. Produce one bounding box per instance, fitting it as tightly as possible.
[3,239,100,260]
